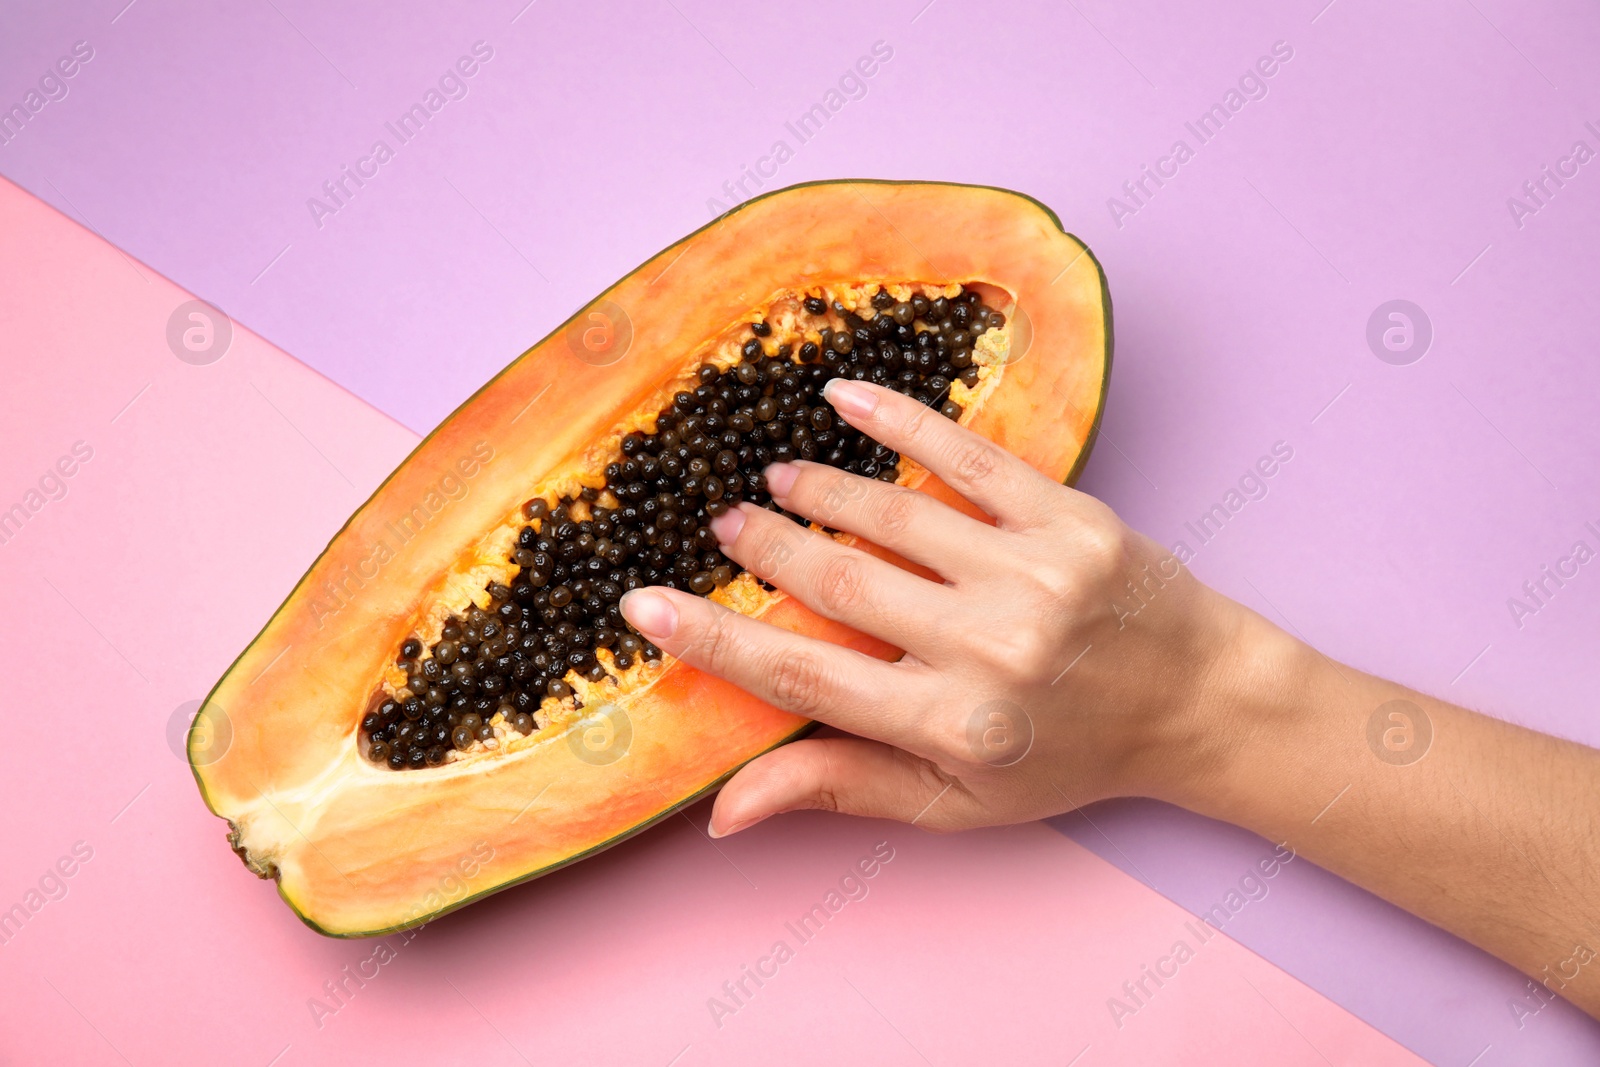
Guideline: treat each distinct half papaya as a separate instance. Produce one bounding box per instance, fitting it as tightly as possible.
[190,179,1112,936]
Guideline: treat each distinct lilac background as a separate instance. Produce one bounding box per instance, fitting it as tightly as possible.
[4,0,1599,1062]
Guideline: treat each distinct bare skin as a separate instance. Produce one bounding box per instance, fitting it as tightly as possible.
[618,377,1600,1020]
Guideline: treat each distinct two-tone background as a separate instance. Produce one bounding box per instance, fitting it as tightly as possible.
[2,1,1598,1063]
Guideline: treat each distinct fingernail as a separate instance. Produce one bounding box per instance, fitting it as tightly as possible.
[708,813,769,839]
[619,589,677,642]
[763,461,799,500]
[708,505,746,546]
[822,378,877,420]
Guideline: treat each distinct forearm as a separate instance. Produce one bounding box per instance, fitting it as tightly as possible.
[1187,613,1600,1015]
[638,376,1600,1018]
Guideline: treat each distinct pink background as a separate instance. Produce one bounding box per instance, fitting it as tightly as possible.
[2,0,1599,1063]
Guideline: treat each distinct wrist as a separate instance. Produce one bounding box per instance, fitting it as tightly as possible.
[1158,596,1329,825]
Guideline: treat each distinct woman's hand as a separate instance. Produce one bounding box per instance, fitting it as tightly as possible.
[619,377,1270,837]
[619,375,1600,1019]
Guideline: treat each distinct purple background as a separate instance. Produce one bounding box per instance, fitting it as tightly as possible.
[4,0,1599,1062]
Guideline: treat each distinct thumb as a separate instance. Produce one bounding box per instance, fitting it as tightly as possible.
[709,736,961,837]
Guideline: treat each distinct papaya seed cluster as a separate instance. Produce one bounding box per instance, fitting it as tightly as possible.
[361,284,1003,771]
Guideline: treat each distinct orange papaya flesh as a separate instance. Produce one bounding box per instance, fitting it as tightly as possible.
[190,180,1112,937]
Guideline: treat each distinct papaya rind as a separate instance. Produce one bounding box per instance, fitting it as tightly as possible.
[189,178,1112,936]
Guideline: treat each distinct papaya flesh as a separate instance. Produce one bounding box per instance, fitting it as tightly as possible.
[190,180,1112,937]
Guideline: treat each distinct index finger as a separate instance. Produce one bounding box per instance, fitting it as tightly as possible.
[819,378,1062,529]
[618,585,937,745]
